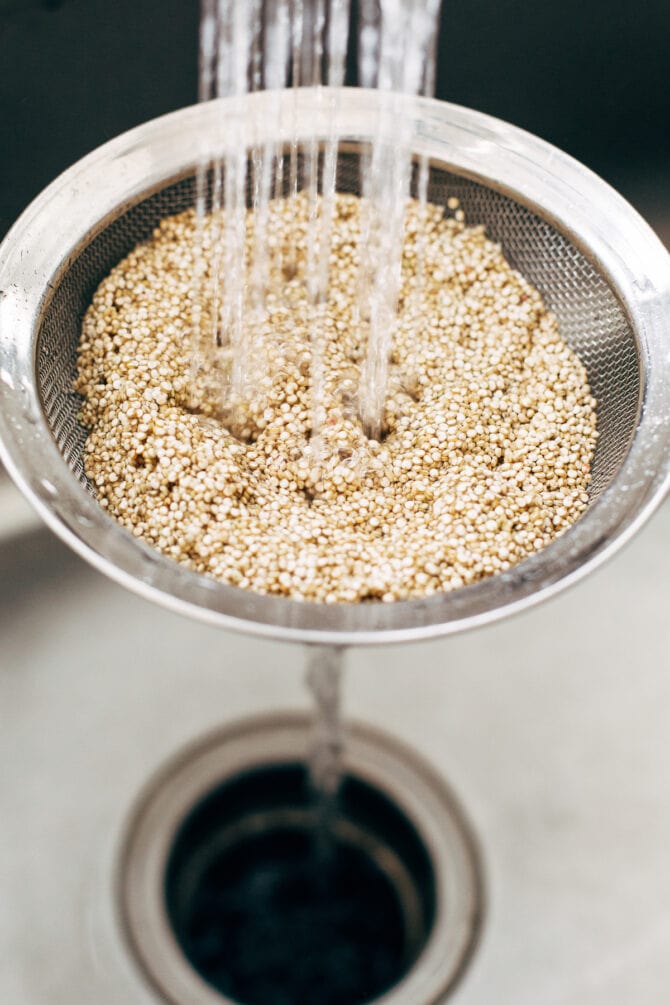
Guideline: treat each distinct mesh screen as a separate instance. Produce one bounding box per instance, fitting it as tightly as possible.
[36,153,640,503]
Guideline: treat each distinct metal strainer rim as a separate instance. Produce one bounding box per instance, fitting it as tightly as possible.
[0,88,668,644]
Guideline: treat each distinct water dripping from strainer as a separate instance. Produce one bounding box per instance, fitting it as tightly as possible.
[305,644,345,866]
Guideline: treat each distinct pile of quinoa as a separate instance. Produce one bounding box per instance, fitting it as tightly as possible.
[75,194,597,603]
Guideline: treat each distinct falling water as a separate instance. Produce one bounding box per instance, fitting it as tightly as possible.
[285,0,304,283]
[189,0,217,381]
[253,1,291,308]
[192,0,294,424]
[304,0,351,458]
[414,23,439,313]
[192,0,441,833]
[356,0,442,439]
[305,645,346,862]
[221,3,253,414]
[192,0,442,439]
[302,0,328,455]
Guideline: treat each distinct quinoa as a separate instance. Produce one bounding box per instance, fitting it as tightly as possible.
[75,194,597,603]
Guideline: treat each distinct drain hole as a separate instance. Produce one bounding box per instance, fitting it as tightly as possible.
[119,718,481,1005]
[168,828,405,1004]
[164,764,435,1005]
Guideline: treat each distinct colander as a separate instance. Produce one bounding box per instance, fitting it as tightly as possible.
[0,88,668,645]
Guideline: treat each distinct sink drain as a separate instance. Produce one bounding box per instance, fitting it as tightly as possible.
[165,766,430,1004]
[119,715,483,1004]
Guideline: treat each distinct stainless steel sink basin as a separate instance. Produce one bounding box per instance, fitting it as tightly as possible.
[1,495,669,1004]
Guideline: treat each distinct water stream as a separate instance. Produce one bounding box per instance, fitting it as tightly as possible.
[356,0,441,438]
[305,644,346,863]
[193,0,441,829]
[192,0,441,438]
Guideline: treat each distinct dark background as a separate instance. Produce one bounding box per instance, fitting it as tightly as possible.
[1,0,669,241]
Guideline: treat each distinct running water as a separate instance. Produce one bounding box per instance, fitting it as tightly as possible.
[304,0,351,460]
[305,645,346,862]
[192,0,294,427]
[189,0,217,384]
[302,0,328,456]
[189,0,441,847]
[192,0,442,440]
[356,0,441,439]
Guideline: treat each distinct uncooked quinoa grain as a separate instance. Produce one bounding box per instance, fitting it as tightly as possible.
[75,194,597,602]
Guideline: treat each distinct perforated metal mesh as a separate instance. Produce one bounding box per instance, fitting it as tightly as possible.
[36,151,640,505]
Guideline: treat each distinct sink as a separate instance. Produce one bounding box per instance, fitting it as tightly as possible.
[1,496,669,1003]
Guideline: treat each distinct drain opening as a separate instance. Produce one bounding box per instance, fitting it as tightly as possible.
[165,765,435,1005]
[119,716,482,1005]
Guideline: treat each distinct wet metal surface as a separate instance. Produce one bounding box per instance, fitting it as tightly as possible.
[1,498,669,1003]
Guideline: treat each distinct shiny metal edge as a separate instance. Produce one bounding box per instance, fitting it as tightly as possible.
[0,88,668,644]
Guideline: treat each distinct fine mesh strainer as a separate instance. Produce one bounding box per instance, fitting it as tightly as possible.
[0,88,668,644]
